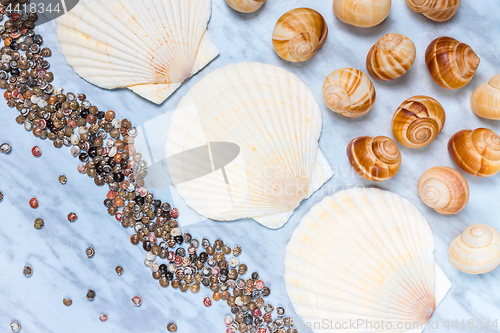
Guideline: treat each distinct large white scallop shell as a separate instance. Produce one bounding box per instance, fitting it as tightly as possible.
[284,188,451,333]
[56,0,219,104]
[165,62,333,229]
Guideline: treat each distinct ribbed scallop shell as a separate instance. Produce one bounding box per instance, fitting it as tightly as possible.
[272,8,328,63]
[449,224,500,274]
[226,0,265,13]
[333,0,391,27]
[165,63,333,229]
[392,96,446,148]
[448,128,500,177]
[285,188,452,333]
[366,33,416,81]
[418,166,469,215]
[470,74,500,120]
[347,136,401,181]
[56,0,219,104]
[425,37,480,90]
[322,68,376,118]
[406,0,461,21]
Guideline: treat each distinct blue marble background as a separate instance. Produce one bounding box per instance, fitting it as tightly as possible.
[1,0,500,332]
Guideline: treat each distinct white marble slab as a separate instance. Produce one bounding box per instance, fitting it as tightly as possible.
[1,0,500,332]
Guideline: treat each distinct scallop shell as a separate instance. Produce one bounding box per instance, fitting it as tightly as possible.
[347,136,401,181]
[392,95,446,148]
[406,0,461,21]
[322,68,376,118]
[418,166,469,215]
[272,8,328,63]
[165,63,333,229]
[226,0,265,13]
[333,0,391,28]
[366,33,416,81]
[284,188,452,333]
[56,0,219,105]
[448,128,500,177]
[470,74,500,120]
[449,224,500,274]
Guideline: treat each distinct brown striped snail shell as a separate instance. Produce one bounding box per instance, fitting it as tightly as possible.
[226,0,265,13]
[418,166,469,215]
[333,0,391,28]
[272,8,328,63]
[347,136,402,181]
[406,0,461,22]
[392,95,446,148]
[366,33,416,81]
[425,37,480,90]
[470,74,500,120]
[322,68,376,118]
[448,128,500,177]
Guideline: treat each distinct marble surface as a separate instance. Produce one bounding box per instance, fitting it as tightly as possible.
[1,0,500,332]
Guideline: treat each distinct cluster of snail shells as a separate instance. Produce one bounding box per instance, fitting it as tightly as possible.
[406,0,461,22]
[418,166,469,215]
[448,128,500,177]
[470,74,500,120]
[425,37,480,90]
[272,8,328,63]
[347,136,401,181]
[392,95,446,148]
[333,0,391,28]
[226,0,265,13]
[322,68,376,118]
[367,33,416,81]
[449,224,500,274]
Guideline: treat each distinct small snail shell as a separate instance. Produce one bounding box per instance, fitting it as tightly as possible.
[418,166,469,215]
[226,0,265,13]
[470,74,500,120]
[272,8,328,63]
[448,128,500,177]
[346,136,401,181]
[448,224,500,274]
[392,95,446,148]
[333,0,391,28]
[406,0,461,22]
[366,33,416,81]
[425,37,480,90]
[322,68,376,118]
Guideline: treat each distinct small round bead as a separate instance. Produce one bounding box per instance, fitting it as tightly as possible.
[67,212,78,222]
[23,265,33,277]
[167,322,177,332]
[31,145,41,157]
[63,298,72,306]
[86,289,96,301]
[85,247,95,258]
[58,175,67,184]
[34,218,44,229]
[203,296,212,307]
[99,314,108,322]
[233,246,242,257]
[131,295,142,306]
[170,207,179,218]
[10,322,21,332]
[29,197,38,208]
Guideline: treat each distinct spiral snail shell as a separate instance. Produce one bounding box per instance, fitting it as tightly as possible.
[322,68,376,118]
[406,0,461,22]
[425,37,480,90]
[272,8,328,63]
[448,128,500,177]
[226,0,265,13]
[470,74,500,120]
[333,0,391,28]
[392,96,446,148]
[449,224,500,274]
[347,136,402,181]
[418,166,469,215]
[366,33,416,81]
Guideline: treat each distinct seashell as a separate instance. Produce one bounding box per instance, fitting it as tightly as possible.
[284,188,452,330]
[448,128,500,177]
[226,0,265,13]
[165,63,333,229]
[449,224,500,274]
[366,33,416,81]
[392,95,446,148]
[333,0,391,28]
[322,68,376,118]
[470,74,500,120]
[56,0,219,105]
[418,166,469,215]
[425,37,480,90]
[272,8,328,63]
[406,0,461,22]
[346,136,401,181]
